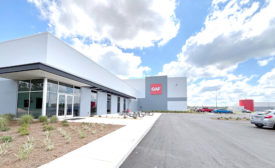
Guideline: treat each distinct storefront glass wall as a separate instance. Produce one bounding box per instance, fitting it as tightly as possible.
[107,94,111,114]
[17,79,43,118]
[91,91,97,115]
[117,97,120,112]
[46,80,81,117]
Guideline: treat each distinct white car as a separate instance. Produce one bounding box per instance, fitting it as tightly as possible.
[251,110,275,128]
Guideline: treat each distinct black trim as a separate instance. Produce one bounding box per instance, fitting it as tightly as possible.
[0,63,135,99]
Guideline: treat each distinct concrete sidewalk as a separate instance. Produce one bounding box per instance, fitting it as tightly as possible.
[40,113,161,168]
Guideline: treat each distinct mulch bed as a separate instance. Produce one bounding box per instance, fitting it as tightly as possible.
[0,120,123,168]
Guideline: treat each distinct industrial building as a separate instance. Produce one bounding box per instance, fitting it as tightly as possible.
[254,102,275,111]
[0,32,187,118]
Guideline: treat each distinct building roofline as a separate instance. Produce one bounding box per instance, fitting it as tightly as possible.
[0,62,136,99]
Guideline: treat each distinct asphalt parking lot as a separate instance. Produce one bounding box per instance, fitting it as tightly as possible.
[121,113,275,168]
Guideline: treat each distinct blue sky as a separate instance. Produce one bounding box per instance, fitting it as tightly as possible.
[1,0,275,106]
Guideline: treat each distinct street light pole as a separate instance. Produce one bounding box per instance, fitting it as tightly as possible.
[216,89,218,109]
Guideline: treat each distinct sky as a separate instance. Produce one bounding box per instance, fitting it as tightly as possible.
[0,0,275,106]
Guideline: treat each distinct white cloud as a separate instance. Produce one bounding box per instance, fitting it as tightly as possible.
[28,0,179,49]
[28,0,179,78]
[72,39,150,79]
[188,71,275,106]
[160,0,275,80]
[257,57,274,66]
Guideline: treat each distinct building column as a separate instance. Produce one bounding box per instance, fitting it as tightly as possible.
[97,91,107,115]
[111,95,118,114]
[42,78,48,116]
[80,87,91,117]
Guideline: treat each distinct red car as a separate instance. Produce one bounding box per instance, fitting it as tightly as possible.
[197,107,214,112]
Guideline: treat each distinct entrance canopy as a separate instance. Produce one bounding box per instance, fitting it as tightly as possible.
[0,63,135,99]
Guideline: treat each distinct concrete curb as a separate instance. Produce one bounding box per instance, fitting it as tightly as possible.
[116,113,161,168]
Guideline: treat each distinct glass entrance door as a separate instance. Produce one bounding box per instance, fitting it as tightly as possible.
[57,94,73,118]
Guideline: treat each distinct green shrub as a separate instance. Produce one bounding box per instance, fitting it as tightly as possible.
[133,116,137,119]
[16,136,34,160]
[43,124,54,131]
[0,117,9,131]
[38,116,48,123]
[0,114,15,121]
[77,129,86,139]
[0,141,9,155]
[49,116,58,123]
[1,136,13,143]
[19,115,33,125]
[61,120,69,127]
[236,117,241,120]
[18,124,30,136]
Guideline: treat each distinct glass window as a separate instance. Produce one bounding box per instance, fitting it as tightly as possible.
[29,92,43,118]
[117,97,120,112]
[59,82,73,94]
[91,91,97,115]
[46,92,57,117]
[123,98,126,111]
[107,94,111,114]
[30,79,43,91]
[18,80,30,92]
[74,87,80,96]
[74,96,80,116]
[47,80,58,93]
[17,92,30,117]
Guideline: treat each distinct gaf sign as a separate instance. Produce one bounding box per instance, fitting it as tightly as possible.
[151,84,162,95]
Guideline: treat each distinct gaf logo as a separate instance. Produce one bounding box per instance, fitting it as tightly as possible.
[151,84,162,95]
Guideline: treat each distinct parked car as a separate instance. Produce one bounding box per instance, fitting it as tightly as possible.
[250,110,275,128]
[212,109,233,113]
[196,107,214,112]
[242,109,251,113]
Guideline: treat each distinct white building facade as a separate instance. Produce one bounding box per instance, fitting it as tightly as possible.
[0,33,187,118]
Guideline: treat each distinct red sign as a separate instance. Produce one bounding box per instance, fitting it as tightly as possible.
[151,84,162,95]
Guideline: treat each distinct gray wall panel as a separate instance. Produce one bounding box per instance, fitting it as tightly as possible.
[80,87,91,117]
[139,76,168,111]
[0,79,18,115]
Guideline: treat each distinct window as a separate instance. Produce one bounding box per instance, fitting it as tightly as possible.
[123,98,126,111]
[59,82,73,94]
[46,92,57,117]
[91,91,97,115]
[117,97,120,112]
[107,94,111,114]
[31,79,43,91]
[74,96,80,116]
[18,80,31,92]
[17,79,43,118]
[29,92,43,118]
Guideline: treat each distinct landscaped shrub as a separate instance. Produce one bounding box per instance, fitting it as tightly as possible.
[43,124,54,131]
[43,131,54,151]
[0,117,9,131]
[0,114,15,121]
[16,136,34,160]
[19,115,33,125]
[18,124,30,136]
[57,128,71,143]
[1,136,13,143]
[0,141,9,155]
[77,129,86,139]
[61,120,69,127]
[100,124,105,131]
[38,116,48,123]
[49,116,58,123]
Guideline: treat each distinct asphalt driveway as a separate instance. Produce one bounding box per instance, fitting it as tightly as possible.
[121,113,275,168]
